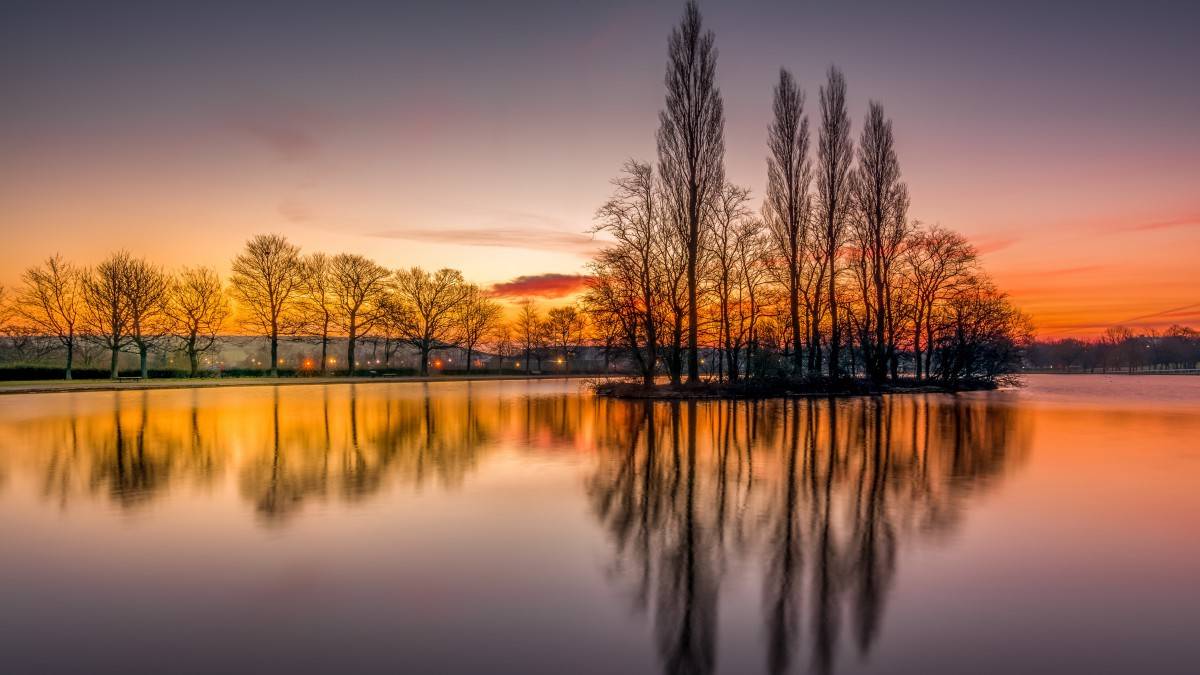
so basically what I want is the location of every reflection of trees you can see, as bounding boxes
[589,394,1029,675]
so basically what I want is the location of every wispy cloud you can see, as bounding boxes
[241,121,320,162]
[370,226,600,255]
[972,235,1019,255]
[490,273,592,298]
[1116,215,1200,233]
[277,197,313,223]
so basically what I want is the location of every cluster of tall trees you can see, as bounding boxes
[585,1,1030,386]
[1,233,607,380]
[1028,325,1200,372]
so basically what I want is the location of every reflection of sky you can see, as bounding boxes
[2,1,1197,335]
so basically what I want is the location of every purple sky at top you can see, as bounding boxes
[1,0,1197,334]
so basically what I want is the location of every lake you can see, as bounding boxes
[1,375,1197,674]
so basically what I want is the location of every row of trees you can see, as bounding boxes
[584,1,1030,386]
[1028,325,1200,372]
[3,235,569,379]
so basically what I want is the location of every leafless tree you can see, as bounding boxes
[18,255,83,378]
[230,234,303,376]
[167,266,229,376]
[764,68,813,375]
[591,160,663,385]
[391,267,470,376]
[489,323,515,373]
[124,256,171,378]
[904,224,976,381]
[816,66,854,377]
[329,253,392,374]
[82,251,134,378]
[545,304,587,373]
[298,253,336,374]
[657,0,725,384]
[850,101,909,383]
[706,182,752,381]
[515,298,542,373]
[458,284,502,373]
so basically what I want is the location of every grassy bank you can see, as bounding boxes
[593,376,1003,400]
[0,373,610,396]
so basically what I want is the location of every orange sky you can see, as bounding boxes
[2,1,1197,338]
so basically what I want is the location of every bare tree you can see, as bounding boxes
[904,224,976,381]
[167,266,229,377]
[298,253,336,374]
[329,253,392,374]
[850,101,909,383]
[392,267,470,376]
[764,68,813,375]
[816,66,854,377]
[230,234,303,376]
[124,256,171,378]
[490,323,515,373]
[545,304,587,373]
[458,285,502,373]
[515,298,541,373]
[591,160,662,386]
[82,251,134,378]
[706,182,752,381]
[657,0,725,384]
[18,255,83,379]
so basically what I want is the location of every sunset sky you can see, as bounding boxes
[2,0,1197,337]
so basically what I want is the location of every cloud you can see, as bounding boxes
[277,197,313,223]
[972,235,1019,255]
[490,273,593,298]
[242,121,320,162]
[1117,215,1200,233]
[371,226,601,255]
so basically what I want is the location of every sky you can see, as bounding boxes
[1,0,1197,337]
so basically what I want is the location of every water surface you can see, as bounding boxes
[1,375,1197,674]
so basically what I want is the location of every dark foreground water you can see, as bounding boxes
[1,375,1197,674]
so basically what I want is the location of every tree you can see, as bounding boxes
[904,224,976,381]
[329,253,392,374]
[458,285,502,373]
[515,298,541,373]
[230,234,303,377]
[392,267,470,376]
[124,256,171,378]
[18,255,83,379]
[82,251,134,379]
[657,0,725,384]
[591,160,663,386]
[545,304,587,373]
[298,253,336,374]
[850,101,909,383]
[490,323,515,373]
[706,182,752,381]
[815,66,854,378]
[167,266,229,377]
[764,68,812,375]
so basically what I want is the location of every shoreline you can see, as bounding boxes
[0,373,610,396]
[593,378,1002,400]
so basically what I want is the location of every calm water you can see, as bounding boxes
[1,375,1197,674]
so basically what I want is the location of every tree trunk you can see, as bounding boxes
[189,351,199,378]
[110,346,119,379]
[64,339,74,380]
[270,329,279,377]
[829,268,840,379]
[347,319,357,376]
[466,346,474,373]
[687,226,700,385]
[420,345,430,376]
[139,344,149,379]
[320,326,329,375]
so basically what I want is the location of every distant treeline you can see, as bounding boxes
[1027,326,1199,372]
